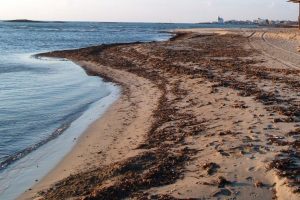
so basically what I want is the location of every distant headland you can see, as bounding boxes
[3,19,65,23]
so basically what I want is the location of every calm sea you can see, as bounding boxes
[0,21,254,199]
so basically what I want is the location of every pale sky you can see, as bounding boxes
[0,0,298,23]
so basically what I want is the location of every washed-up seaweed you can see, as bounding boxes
[38,32,300,199]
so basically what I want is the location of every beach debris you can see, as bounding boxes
[268,149,300,193]
[212,188,232,197]
[273,118,286,123]
[267,135,289,146]
[37,31,300,198]
[217,176,232,188]
[287,128,300,137]
[202,162,220,175]
[217,149,230,157]
[97,151,102,154]
[255,181,264,188]
[219,130,242,136]
[233,101,248,109]
[131,192,198,200]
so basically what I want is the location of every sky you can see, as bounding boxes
[0,0,298,23]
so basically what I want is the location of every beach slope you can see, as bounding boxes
[23,28,300,200]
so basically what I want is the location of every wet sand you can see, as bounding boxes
[22,28,299,200]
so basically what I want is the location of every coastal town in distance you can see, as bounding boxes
[202,16,298,27]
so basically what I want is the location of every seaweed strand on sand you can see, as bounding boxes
[37,31,300,199]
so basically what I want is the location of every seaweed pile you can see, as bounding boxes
[268,129,300,193]
[38,32,300,199]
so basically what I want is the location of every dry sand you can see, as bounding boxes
[20,28,300,200]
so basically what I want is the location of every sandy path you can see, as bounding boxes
[176,28,300,69]
[248,30,300,70]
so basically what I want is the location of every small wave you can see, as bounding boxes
[38,28,61,31]
[0,96,99,172]
[17,26,28,28]
[80,29,97,32]
[0,65,49,74]
[0,123,70,171]
[66,29,99,32]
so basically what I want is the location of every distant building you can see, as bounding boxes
[218,16,224,24]
[254,18,269,25]
[225,20,253,25]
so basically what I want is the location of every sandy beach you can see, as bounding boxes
[21,28,300,200]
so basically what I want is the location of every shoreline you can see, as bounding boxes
[20,60,162,199]
[0,61,120,200]
[0,79,119,200]
[0,57,120,200]
[22,28,300,199]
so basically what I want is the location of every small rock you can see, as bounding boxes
[218,176,231,188]
[267,124,274,129]
[213,188,232,197]
[97,151,102,154]
[273,118,284,123]
[255,181,264,188]
[202,162,220,175]
[218,150,230,157]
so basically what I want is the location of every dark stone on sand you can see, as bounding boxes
[213,188,232,197]
[202,162,220,175]
[255,181,264,188]
[218,149,230,157]
[217,176,232,188]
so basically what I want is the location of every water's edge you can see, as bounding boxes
[0,57,120,200]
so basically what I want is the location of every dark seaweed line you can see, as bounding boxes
[40,67,202,200]
[37,33,300,199]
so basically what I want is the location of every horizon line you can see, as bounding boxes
[0,17,298,24]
